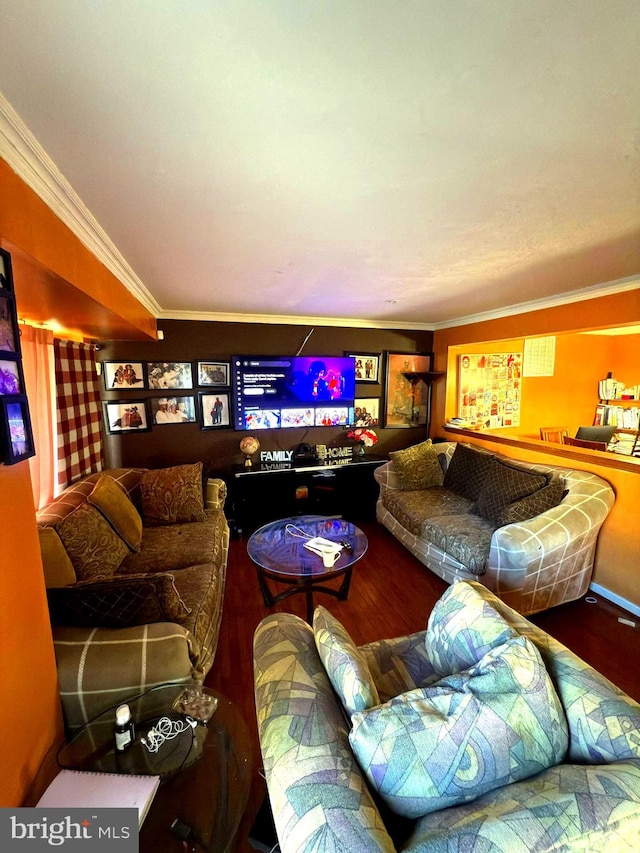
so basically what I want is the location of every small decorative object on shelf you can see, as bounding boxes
[239,435,260,467]
[347,427,378,455]
[114,703,135,752]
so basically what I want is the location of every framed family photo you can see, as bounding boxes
[383,351,434,428]
[354,397,380,427]
[146,361,193,390]
[346,351,381,383]
[151,395,197,425]
[199,391,231,429]
[103,400,151,434]
[103,361,145,390]
[197,361,229,387]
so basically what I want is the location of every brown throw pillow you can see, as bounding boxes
[140,462,207,526]
[495,480,565,526]
[38,526,77,588]
[87,474,143,552]
[476,458,548,523]
[47,572,191,628]
[443,444,494,501]
[389,440,444,490]
[56,503,130,581]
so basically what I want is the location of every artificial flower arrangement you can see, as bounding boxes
[346,427,378,447]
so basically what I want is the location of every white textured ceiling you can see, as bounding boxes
[0,0,638,328]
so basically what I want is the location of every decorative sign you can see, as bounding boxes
[458,352,522,428]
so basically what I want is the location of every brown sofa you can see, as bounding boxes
[37,463,229,730]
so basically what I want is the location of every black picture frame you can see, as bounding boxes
[0,395,35,465]
[383,351,434,428]
[145,361,193,390]
[0,356,23,395]
[197,361,229,387]
[102,399,151,434]
[345,351,381,384]
[0,293,19,354]
[150,395,197,425]
[0,248,15,293]
[102,361,146,391]
[198,391,232,429]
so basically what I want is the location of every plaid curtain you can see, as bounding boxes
[54,339,104,491]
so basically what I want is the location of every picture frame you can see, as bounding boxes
[346,351,381,383]
[0,248,14,292]
[0,358,22,395]
[199,391,231,429]
[353,397,380,427]
[0,395,35,464]
[383,351,434,428]
[197,361,229,387]
[150,395,197,425]
[102,399,151,434]
[0,294,19,354]
[103,360,145,390]
[145,361,193,390]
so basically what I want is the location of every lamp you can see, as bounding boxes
[401,370,444,433]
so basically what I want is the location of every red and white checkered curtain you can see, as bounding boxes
[54,339,104,491]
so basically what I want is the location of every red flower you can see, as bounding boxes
[347,427,378,447]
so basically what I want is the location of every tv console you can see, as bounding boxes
[228,455,387,536]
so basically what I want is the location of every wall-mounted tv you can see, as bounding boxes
[231,356,356,430]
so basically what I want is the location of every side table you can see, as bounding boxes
[57,683,251,853]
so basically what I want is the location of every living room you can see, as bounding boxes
[1,2,639,848]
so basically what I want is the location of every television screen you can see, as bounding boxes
[231,356,356,430]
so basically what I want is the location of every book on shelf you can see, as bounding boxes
[36,769,160,826]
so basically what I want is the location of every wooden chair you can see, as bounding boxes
[540,426,569,443]
[562,435,608,452]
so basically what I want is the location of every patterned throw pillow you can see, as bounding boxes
[476,458,548,523]
[47,572,190,628]
[442,444,494,500]
[496,479,565,525]
[87,474,143,551]
[313,606,380,717]
[426,580,517,675]
[38,526,77,588]
[389,440,444,490]
[56,503,130,581]
[140,462,207,526]
[349,635,568,819]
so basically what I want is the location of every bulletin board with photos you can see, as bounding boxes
[457,352,522,428]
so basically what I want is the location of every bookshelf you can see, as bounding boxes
[595,397,640,457]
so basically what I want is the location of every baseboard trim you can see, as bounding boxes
[588,582,640,619]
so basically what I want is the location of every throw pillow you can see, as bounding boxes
[140,462,207,526]
[56,503,130,582]
[389,440,444,490]
[38,526,77,588]
[349,635,568,819]
[442,444,494,501]
[47,572,191,628]
[476,458,548,523]
[87,474,143,551]
[313,605,380,717]
[426,580,517,675]
[496,479,565,525]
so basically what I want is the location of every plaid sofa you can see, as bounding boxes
[374,442,615,615]
[254,581,640,853]
[37,467,229,730]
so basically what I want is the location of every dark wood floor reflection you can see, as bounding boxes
[205,519,640,852]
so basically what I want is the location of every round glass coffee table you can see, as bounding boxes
[247,515,368,622]
[57,683,251,853]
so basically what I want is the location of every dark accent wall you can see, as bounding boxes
[99,319,434,475]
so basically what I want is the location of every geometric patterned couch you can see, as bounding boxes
[254,581,640,853]
[375,441,615,615]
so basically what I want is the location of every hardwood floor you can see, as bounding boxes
[205,519,640,853]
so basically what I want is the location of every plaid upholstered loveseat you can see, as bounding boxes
[37,462,229,730]
[374,441,615,615]
[254,581,640,853]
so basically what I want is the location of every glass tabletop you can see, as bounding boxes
[247,514,368,578]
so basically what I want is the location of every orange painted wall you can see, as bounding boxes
[433,292,640,610]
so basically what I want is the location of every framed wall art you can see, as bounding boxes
[146,361,193,390]
[103,361,145,390]
[346,351,381,383]
[0,294,19,353]
[197,361,229,387]
[354,397,380,427]
[151,395,197,425]
[383,351,434,428]
[458,352,522,428]
[0,396,35,464]
[102,400,151,434]
[199,391,231,429]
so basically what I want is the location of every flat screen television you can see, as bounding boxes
[575,425,618,443]
[231,355,356,430]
